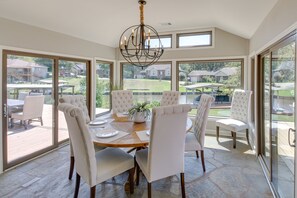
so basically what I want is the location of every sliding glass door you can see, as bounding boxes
[2,51,55,168]
[260,32,296,197]
[57,59,90,142]
[262,53,271,171]
[2,50,91,169]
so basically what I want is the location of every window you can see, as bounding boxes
[177,59,243,116]
[121,62,172,105]
[147,35,172,48]
[177,31,212,48]
[96,60,113,115]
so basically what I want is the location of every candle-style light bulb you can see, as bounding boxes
[124,36,127,45]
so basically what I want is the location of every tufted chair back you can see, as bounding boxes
[59,95,90,123]
[193,94,214,149]
[111,90,133,113]
[148,104,191,182]
[160,91,180,106]
[58,103,97,186]
[230,90,252,123]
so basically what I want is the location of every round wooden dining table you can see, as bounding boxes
[92,114,193,148]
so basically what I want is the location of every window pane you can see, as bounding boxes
[96,61,112,115]
[58,60,88,142]
[6,54,54,162]
[122,63,171,105]
[178,60,242,116]
[151,37,171,48]
[178,32,211,47]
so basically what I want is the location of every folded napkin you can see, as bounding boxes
[116,113,129,118]
[89,127,129,143]
[136,130,150,142]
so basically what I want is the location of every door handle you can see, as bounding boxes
[288,128,295,147]
[3,103,7,118]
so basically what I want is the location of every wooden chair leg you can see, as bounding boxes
[195,151,199,158]
[74,173,81,198]
[24,120,28,130]
[90,186,96,198]
[129,167,135,194]
[180,173,186,198]
[216,126,219,141]
[40,117,43,126]
[246,129,250,145]
[11,118,14,128]
[69,156,75,180]
[201,150,206,172]
[232,131,236,149]
[231,132,233,137]
[136,161,140,186]
[148,182,152,198]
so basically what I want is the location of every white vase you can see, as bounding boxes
[133,112,146,123]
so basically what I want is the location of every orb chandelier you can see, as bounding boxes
[119,0,164,68]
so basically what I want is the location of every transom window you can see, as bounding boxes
[145,35,172,48]
[177,31,212,48]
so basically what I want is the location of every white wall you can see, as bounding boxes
[250,0,297,54]
[118,28,249,61]
[0,17,115,59]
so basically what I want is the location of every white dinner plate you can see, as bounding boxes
[89,120,107,126]
[96,130,119,138]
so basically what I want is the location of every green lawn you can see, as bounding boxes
[124,79,171,91]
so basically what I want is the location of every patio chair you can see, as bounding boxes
[18,92,30,100]
[185,94,214,172]
[135,104,191,198]
[111,90,133,113]
[58,103,135,198]
[59,95,105,180]
[11,95,44,129]
[216,90,252,148]
[160,91,180,106]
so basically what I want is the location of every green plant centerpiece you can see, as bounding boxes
[128,102,151,123]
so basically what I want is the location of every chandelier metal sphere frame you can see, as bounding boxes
[119,0,164,68]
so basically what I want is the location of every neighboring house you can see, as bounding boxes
[73,63,86,76]
[96,65,110,78]
[7,59,48,83]
[188,70,215,82]
[214,67,238,82]
[144,64,171,79]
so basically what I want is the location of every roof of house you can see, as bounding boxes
[188,70,215,77]
[273,60,294,72]
[144,64,171,71]
[7,59,47,69]
[215,67,238,76]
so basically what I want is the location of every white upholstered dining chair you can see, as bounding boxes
[160,91,180,106]
[185,94,214,172]
[135,104,191,198]
[58,103,135,198]
[11,95,44,129]
[59,95,105,180]
[111,90,133,113]
[216,89,252,148]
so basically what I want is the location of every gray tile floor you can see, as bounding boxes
[0,135,273,198]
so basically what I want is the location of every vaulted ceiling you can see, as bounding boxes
[0,0,278,47]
